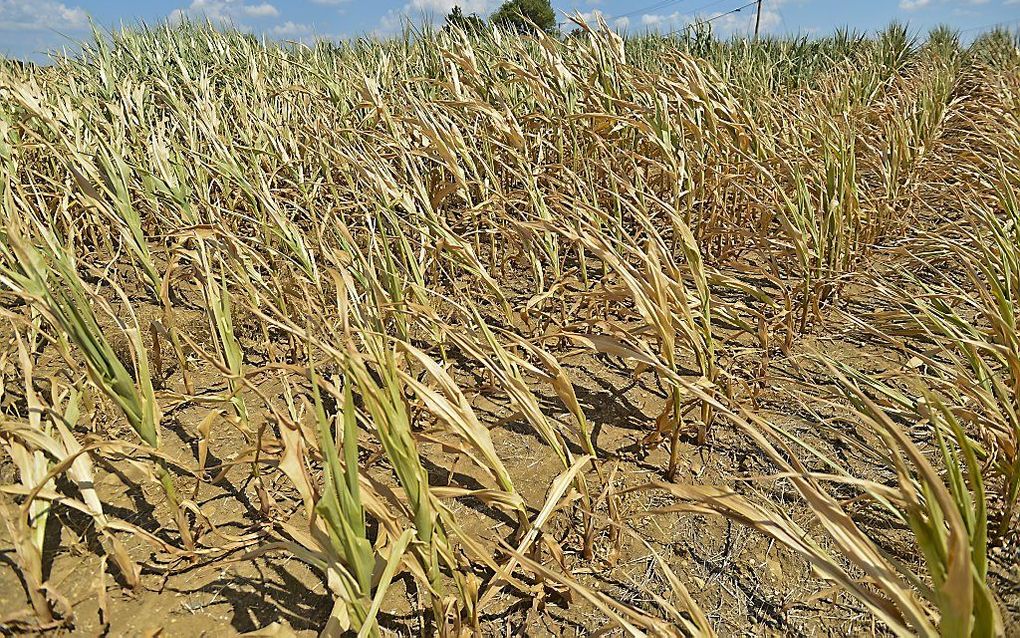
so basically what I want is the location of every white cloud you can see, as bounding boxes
[406,0,498,15]
[270,20,313,37]
[243,2,278,17]
[0,0,89,31]
[171,0,280,24]
[902,0,991,8]
[640,11,680,27]
[375,0,499,35]
[575,9,605,24]
[639,1,783,36]
[572,8,627,28]
[376,9,405,35]
[571,8,624,30]
[713,7,781,34]
[171,2,332,44]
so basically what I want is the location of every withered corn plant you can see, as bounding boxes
[0,16,1014,637]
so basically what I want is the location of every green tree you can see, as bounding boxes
[444,6,486,34]
[490,0,558,35]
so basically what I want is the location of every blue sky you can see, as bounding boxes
[2,0,1018,60]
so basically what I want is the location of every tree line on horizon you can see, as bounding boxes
[445,0,558,35]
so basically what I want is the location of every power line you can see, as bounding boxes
[609,0,693,22]
[685,0,737,17]
[701,0,759,23]
[606,0,732,30]
[664,0,760,35]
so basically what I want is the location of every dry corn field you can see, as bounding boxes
[1,18,1020,637]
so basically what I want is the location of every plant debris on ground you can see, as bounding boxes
[0,17,1018,637]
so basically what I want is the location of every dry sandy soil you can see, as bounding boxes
[1,261,1018,637]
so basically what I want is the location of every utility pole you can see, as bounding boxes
[754,0,763,40]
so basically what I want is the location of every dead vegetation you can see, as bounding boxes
[0,17,1018,637]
